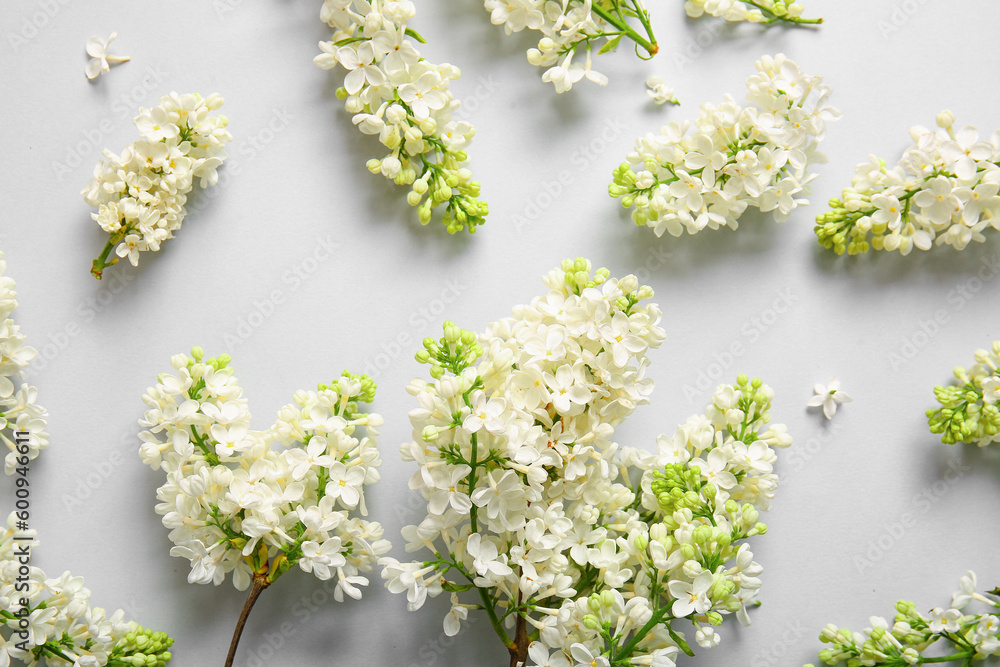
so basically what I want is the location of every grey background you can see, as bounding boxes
[2,0,1000,665]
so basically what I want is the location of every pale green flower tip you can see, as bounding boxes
[190,346,204,361]
[582,614,602,630]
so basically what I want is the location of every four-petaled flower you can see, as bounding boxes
[808,377,851,419]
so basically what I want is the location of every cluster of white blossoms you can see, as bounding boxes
[684,0,821,25]
[380,259,793,667]
[816,112,1000,255]
[807,572,1000,666]
[483,0,657,94]
[610,55,839,238]
[0,517,174,666]
[139,349,390,601]
[83,92,232,279]
[314,0,487,234]
[0,252,48,476]
[927,340,1000,447]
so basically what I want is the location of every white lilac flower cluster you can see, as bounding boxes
[482,0,658,93]
[927,340,1000,447]
[610,55,839,238]
[139,349,390,600]
[0,253,48,476]
[816,112,1000,255]
[806,572,1000,666]
[380,258,793,667]
[314,0,487,234]
[684,0,821,25]
[83,92,232,279]
[0,516,174,666]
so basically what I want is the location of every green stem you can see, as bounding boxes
[615,605,674,659]
[435,553,512,648]
[190,425,221,466]
[90,235,121,280]
[467,432,480,533]
[478,584,513,649]
[590,3,658,55]
[744,0,823,24]
[920,652,975,664]
[38,644,77,663]
[627,0,657,48]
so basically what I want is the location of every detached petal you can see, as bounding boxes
[85,58,103,80]
[86,36,106,58]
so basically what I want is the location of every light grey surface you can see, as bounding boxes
[2,0,1000,665]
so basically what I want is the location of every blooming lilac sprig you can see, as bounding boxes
[927,341,1000,446]
[379,259,793,667]
[806,571,1000,666]
[83,93,232,279]
[816,112,1000,255]
[610,55,839,238]
[685,0,822,25]
[138,349,390,667]
[314,0,488,234]
[0,252,48,475]
[0,518,175,666]
[483,0,658,93]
